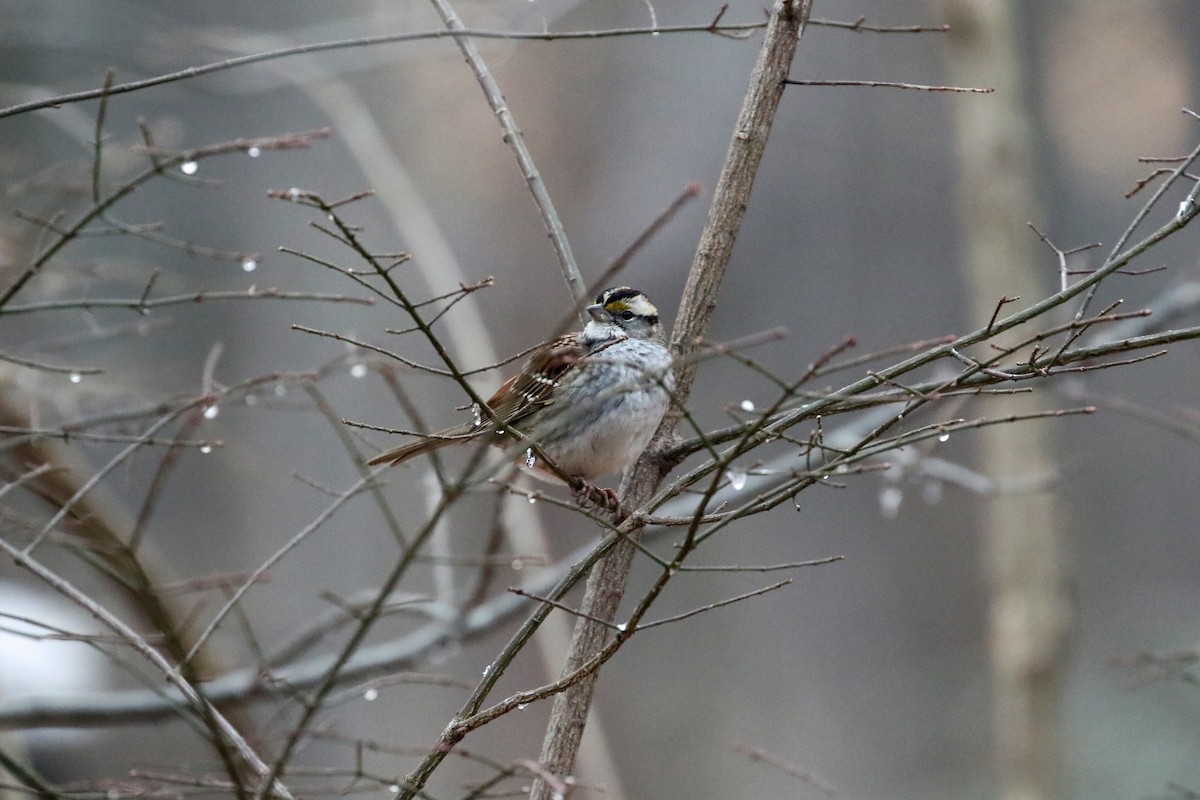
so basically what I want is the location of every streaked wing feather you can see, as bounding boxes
[479,334,584,430]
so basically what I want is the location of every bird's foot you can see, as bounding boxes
[571,481,623,516]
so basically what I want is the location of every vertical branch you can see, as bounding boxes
[666,0,810,402]
[527,4,812,799]
[428,0,587,315]
[941,1,1071,799]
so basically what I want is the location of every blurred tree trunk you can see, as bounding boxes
[938,2,1073,799]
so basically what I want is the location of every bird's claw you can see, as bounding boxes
[571,481,623,516]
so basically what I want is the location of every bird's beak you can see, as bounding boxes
[586,303,607,322]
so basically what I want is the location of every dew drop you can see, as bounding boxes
[740,399,756,412]
[388,786,400,795]
[350,363,368,379]
[247,145,262,158]
[241,257,257,273]
[274,383,287,397]
[527,495,537,505]
[286,187,302,200]
[511,558,524,570]
[199,445,213,454]
[68,372,82,384]
[938,432,950,443]
[471,403,482,426]
[615,622,627,632]
[517,702,528,710]
[326,213,335,222]
[244,394,258,406]
[726,467,747,491]
[363,688,379,702]
[525,448,536,469]
[180,160,198,175]
[203,404,219,420]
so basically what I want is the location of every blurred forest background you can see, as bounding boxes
[1,1,1199,799]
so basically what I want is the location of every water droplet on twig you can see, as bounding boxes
[350,363,368,379]
[203,404,219,420]
[740,399,756,412]
[180,160,198,175]
[241,257,257,273]
[726,467,747,491]
[247,146,261,158]
[363,688,378,701]
[525,448,536,469]
[68,372,82,384]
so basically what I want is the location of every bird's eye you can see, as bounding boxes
[620,310,636,321]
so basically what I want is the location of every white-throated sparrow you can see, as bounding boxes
[367,287,674,492]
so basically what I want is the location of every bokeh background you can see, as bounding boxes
[2,1,1198,798]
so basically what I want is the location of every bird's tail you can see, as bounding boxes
[366,426,475,467]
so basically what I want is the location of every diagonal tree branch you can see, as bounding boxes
[428,0,586,313]
[526,3,813,798]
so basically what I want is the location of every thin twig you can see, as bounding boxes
[732,741,839,797]
[1,288,371,316]
[638,578,791,629]
[428,0,585,310]
[0,539,292,800]
[809,16,949,34]
[0,351,101,376]
[786,79,992,92]
[0,23,771,121]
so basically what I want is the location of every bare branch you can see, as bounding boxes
[786,79,992,92]
[0,23,771,121]
[428,0,585,310]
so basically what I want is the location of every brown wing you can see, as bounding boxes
[367,334,585,468]
[478,333,585,431]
